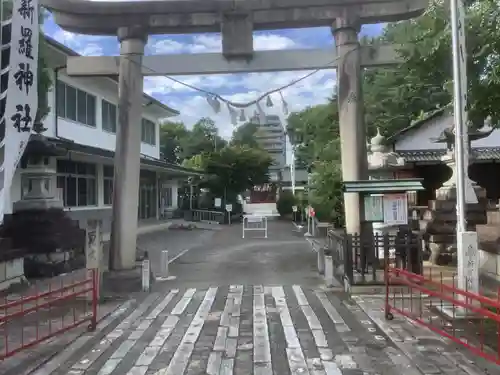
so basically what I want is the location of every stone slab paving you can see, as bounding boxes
[10,284,491,375]
[353,295,499,375]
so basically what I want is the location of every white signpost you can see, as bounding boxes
[226,203,232,225]
[85,220,102,300]
[292,205,297,221]
[1,0,40,222]
[215,198,222,208]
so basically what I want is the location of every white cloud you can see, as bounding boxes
[148,33,299,55]
[167,69,336,140]
[47,24,337,151]
[51,29,107,56]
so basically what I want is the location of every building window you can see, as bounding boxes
[103,165,114,205]
[102,100,117,133]
[56,81,96,127]
[141,119,156,145]
[164,187,173,208]
[56,160,97,207]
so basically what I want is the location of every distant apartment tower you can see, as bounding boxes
[252,114,286,179]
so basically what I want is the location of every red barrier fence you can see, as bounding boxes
[0,269,98,360]
[385,267,500,365]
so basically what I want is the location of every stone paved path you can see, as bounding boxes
[29,284,491,375]
[29,285,413,375]
[0,222,495,374]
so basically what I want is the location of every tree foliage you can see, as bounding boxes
[183,117,227,158]
[230,121,260,148]
[184,145,272,200]
[159,117,227,163]
[159,120,189,163]
[365,0,500,134]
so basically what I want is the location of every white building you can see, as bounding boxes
[252,114,286,179]
[8,37,199,233]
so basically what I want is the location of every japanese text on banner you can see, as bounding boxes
[2,0,39,219]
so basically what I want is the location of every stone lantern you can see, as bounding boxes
[1,134,85,277]
[15,134,65,211]
[367,128,407,254]
[421,122,492,264]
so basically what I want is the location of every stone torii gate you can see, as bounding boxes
[43,0,428,270]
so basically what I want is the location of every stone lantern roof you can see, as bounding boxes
[368,128,405,170]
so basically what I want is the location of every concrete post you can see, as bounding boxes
[324,255,334,288]
[109,27,147,270]
[161,250,169,278]
[317,246,325,275]
[332,16,367,236]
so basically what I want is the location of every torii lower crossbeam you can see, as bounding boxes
[66,44,402,77]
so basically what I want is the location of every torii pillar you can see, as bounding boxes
[43,0,428,269]
[109,27,147,270]
[333,14,367,235]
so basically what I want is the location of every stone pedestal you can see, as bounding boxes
[423,153,487,265]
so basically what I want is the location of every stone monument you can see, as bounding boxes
[422,123,492,264]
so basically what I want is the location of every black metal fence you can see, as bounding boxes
[327,228,423,287]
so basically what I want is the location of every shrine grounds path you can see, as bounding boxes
[0,221,497,375]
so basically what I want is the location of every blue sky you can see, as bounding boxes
[43,8,385,139]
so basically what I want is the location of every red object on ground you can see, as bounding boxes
[385,266,500,365]
[0,269,98,360]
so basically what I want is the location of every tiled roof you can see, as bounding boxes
[387,107,448,142]
[396,148,500,162]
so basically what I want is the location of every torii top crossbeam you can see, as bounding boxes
[42,0,427,35]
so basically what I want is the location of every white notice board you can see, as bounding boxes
[382,194,408,225]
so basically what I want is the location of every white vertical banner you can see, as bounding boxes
[0,7,11,222]
[1,0,39,222]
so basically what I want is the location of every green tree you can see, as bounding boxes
[310,160,344,226]
[230,121,260,148]
[181,117,227,159]
[159,120,189,163]
[184,145,272,201]
[276,190,296,217]
[286,101,343,224]
[365,0,500,134]
[287,101,339,167]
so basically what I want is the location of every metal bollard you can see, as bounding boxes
[324,255,334,288]
[142,259,151,292]
[161,250,169,278]
[317,246,325,275]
